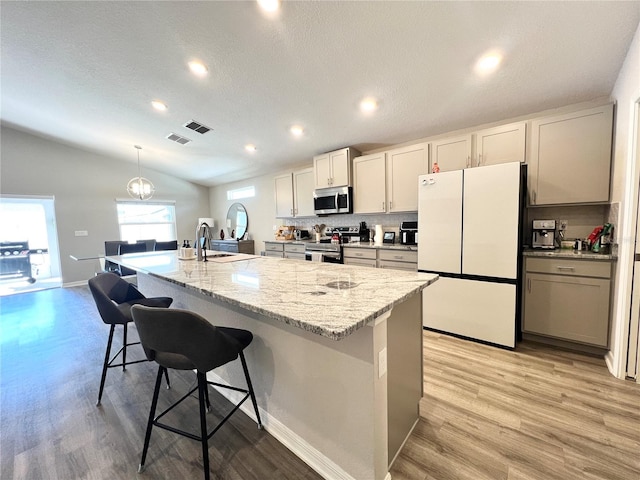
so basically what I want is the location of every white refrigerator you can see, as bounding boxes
[418,162,525,348]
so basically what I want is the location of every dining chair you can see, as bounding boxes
[88,273,173,406]
[131,305,263,480]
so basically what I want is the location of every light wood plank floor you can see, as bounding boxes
[390,331,640,480]
[2,286,639,479]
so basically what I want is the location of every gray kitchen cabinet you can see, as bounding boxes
[353,143,428,214]
[529,104,613,205]
[523,257,611,347]
[275,168,315,218]
[313,147,360,189]
[353,152,386,214]
[284,243,306,260]
[474,122,526,167]
[431,134,472,172]
[377,249,418,271]
[264,242,284,258]
[210,240,254,254]
[343,247,377,267]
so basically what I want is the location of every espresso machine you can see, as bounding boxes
[532,219,556,249]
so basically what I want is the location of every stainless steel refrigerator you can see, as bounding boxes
[418,162,526,348]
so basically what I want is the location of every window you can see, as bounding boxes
[226,186,255,200]
[116,201,176,242]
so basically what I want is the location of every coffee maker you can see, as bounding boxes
[532,220,556,249]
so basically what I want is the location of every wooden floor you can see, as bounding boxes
[1,286,639,480]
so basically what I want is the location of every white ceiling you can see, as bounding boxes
[1,1,639,187]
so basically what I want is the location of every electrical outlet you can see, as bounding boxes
[273,224,277,231]
[559,220,568,230]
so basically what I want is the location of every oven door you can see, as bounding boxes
[304,250,342,264]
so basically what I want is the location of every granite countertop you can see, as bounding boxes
[522,248,617,261]
[106,251,438,341]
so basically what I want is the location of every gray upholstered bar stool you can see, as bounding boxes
[88,273,173,406]
[130,305,263,480]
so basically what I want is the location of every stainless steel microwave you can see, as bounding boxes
[313,186,352,215]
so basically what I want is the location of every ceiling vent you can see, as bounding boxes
[166,133,192,145]
[183,120,212,134]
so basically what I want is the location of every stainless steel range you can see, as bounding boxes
[304,240,342,264]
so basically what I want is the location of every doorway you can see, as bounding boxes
[0,195,62,295]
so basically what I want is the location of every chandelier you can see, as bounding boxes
[127,145,155,200]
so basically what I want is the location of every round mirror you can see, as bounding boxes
[226,203,248,239]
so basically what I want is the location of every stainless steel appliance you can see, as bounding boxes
[304,241,342,264]
[313,186,352,215]
[532,220,556,249]
[294,229,310,241]
[400,221,418,245]
[332,225,370,243]
[418,162,526,348]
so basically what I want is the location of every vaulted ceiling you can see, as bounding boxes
[1,1,639,186]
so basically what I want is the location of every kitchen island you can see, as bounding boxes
[107,251,438,480]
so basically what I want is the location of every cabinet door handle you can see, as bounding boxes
[466,156,470,168]
[382,201,385,210]
[389,201,393,210]
[478,154,482,166]
[527,278,531,293]
[556,266,575,271]
[393,255,403,259]
[532,190,537,204]
[355,253,364,257]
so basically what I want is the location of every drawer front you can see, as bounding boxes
[378,250,418,263]
[378,260,418,272]
[284,244,305,254]
[265,243,285,252]
[526,257,611,278]
[284,252,305,260]
[264,251,284,258]
[344,257,377,268]
[343,248,377,260]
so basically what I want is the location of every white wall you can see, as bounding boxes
[0,126,211,284]
[607,21,640,378]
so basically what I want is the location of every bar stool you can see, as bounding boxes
[130,305,263,480]
[88,273,173,406]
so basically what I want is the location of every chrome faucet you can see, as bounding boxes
[195,222,212,261]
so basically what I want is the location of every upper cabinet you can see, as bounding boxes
[431,122,526,173]
[353,143,429,214]
[474,122,526,167]
[431,134,472,172]
[353,152,386,214]
[313,147,360,189]
[387,143,430,212]
[529,104,613,206]
[275,167,315,218]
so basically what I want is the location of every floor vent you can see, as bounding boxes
[166,133,192,145]
[184,120,212,134]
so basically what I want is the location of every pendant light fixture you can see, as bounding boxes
[127,145,155,200]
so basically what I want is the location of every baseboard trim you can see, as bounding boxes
[206,371,358,480]
[63,280,88,288]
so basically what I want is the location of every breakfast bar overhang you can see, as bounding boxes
[107,251,438,480]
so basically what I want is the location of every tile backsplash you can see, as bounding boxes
[525,204,615,245]
[277,212,418,239]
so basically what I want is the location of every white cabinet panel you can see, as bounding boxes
[417,170,463,274]
[462,163,521,279]
[293,168,315,217]
[387,143,429,212]
[475,122,526,166]
[353,152,386,214]
[423,277,516,348]
[274,173,294,218]
[431,135,472,172]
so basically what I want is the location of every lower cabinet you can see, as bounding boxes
[343,247,377,267]
[343,247,417,271]
[284,243,305,260]
[210,240,254,254]
[523,257,611,347]
[264,242,284,258]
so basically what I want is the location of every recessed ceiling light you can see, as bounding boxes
[360,97,378,113]
[245,144,257,152]
[151,100,167,111]
[188,60,208,77]
[290,125,304,137]
[257,0,280,12]
[474,51,503,76]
